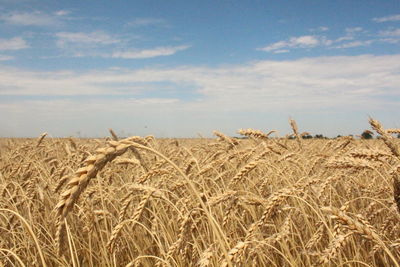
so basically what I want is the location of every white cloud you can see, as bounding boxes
[345,27,363,33]
[55,31,121,47]
[1,55,399,102]
[272,49,289,54]
[111,45,190,59]
[379,38,400,44]
[328,27,368,48]
[54,10,70,16]
[130,98,178,105]
[126,17,167,27]
[258,26,387,53]
[54,30,188,59]
[373,14,400,23]
[334,40,373,49]
[378,28,400,44]
[1,55,400,137]
[290,35,319,46]
[334,36,354,42]
[0,37,29,50]
[310,26,329,32]
[0,55,13,61]
[258,35,320,52]
[259,40,287,52]
[379,28,400,37]
[1,11,58,26]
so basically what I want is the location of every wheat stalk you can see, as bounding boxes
[55,136,145,255]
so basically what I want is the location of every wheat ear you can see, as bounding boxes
[289,118,302,148]
[321,206,382,242]
[55,136,144,255]
[107,190,154,252]
[109,128,119,141]
[36,132,48,147]
[369,118,400,213]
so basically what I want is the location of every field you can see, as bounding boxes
[0,119,399,267]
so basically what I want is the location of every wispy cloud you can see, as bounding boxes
[54,30,188,59]
[1,55,399,102]
[54,10,70,16]
[309,26,329,32]
[111,45,190,59]
[1,55,399,136]
[260,35,320,51]
[373,14,400,23]
[259,26,381,53]
[272,49,289,54]
[334,36,354,42]
[0,37,29,50]
[258,35,328,53]
[345,27,363,33]
[55,31,121,47]
[379,38,400,44]
[334,40,373,49]
[0,55,13,61]
[126,17,168,27]
[379,28,400,37]
[1,11,59,26]
[378,28,400,44]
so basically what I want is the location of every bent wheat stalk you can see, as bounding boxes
[369,118,400,213]
[321,206,399,267]
[55,136,144,255]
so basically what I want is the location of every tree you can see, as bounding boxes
[397,133,400,139]
[361,130,374,139]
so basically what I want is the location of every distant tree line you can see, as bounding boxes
[235,131,400,139]
[361,130,374,139]
[294,131,399,139]
[301,134,327,139]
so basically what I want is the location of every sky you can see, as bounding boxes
[0,0,400,138]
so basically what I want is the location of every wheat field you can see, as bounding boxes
[0,118,399,267]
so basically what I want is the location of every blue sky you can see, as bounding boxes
[0,0,399,137]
